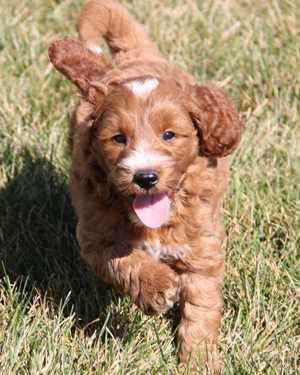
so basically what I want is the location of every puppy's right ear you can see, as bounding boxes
[48,39,111,103]
[186,84,244,157]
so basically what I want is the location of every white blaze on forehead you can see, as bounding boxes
[124,78,159,97]
[120,139,170,171]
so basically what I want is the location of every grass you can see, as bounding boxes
[0,0,299,373]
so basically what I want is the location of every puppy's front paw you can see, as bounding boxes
[135,263,180,315]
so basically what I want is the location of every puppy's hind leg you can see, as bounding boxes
[178,272,224,373]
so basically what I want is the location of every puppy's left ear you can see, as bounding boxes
[49,39,111,104]
[186,84,244,157]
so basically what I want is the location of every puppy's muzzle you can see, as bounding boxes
[133,170,159,190]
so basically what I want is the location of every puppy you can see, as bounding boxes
[49,0,243,371]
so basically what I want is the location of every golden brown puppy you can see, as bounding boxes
[49,0,243,371]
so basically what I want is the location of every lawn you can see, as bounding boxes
[0,0,299,373]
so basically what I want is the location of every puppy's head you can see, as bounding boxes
[49,40,243,229]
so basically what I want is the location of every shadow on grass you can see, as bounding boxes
[0,151,132,338]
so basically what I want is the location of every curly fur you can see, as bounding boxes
[48,0,244,371]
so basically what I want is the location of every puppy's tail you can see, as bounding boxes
[77,0,159,56]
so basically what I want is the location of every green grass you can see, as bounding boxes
[0,0,299,373]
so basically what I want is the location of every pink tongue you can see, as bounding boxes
[133,193,171,229]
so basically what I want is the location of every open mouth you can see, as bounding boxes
[133,192,171,229]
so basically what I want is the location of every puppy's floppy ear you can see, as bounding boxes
[48,39,111,104]
[187,84,244,157]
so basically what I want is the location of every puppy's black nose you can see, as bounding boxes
[133,170,159,190]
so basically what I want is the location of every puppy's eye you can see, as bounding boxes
[113,133,127,145]
[162,130,175,142]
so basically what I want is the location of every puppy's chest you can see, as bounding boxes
[141,239,191,262]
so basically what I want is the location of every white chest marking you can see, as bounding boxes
[124,78,159,97]
[142,240,191,261]
[87,44,102,55]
